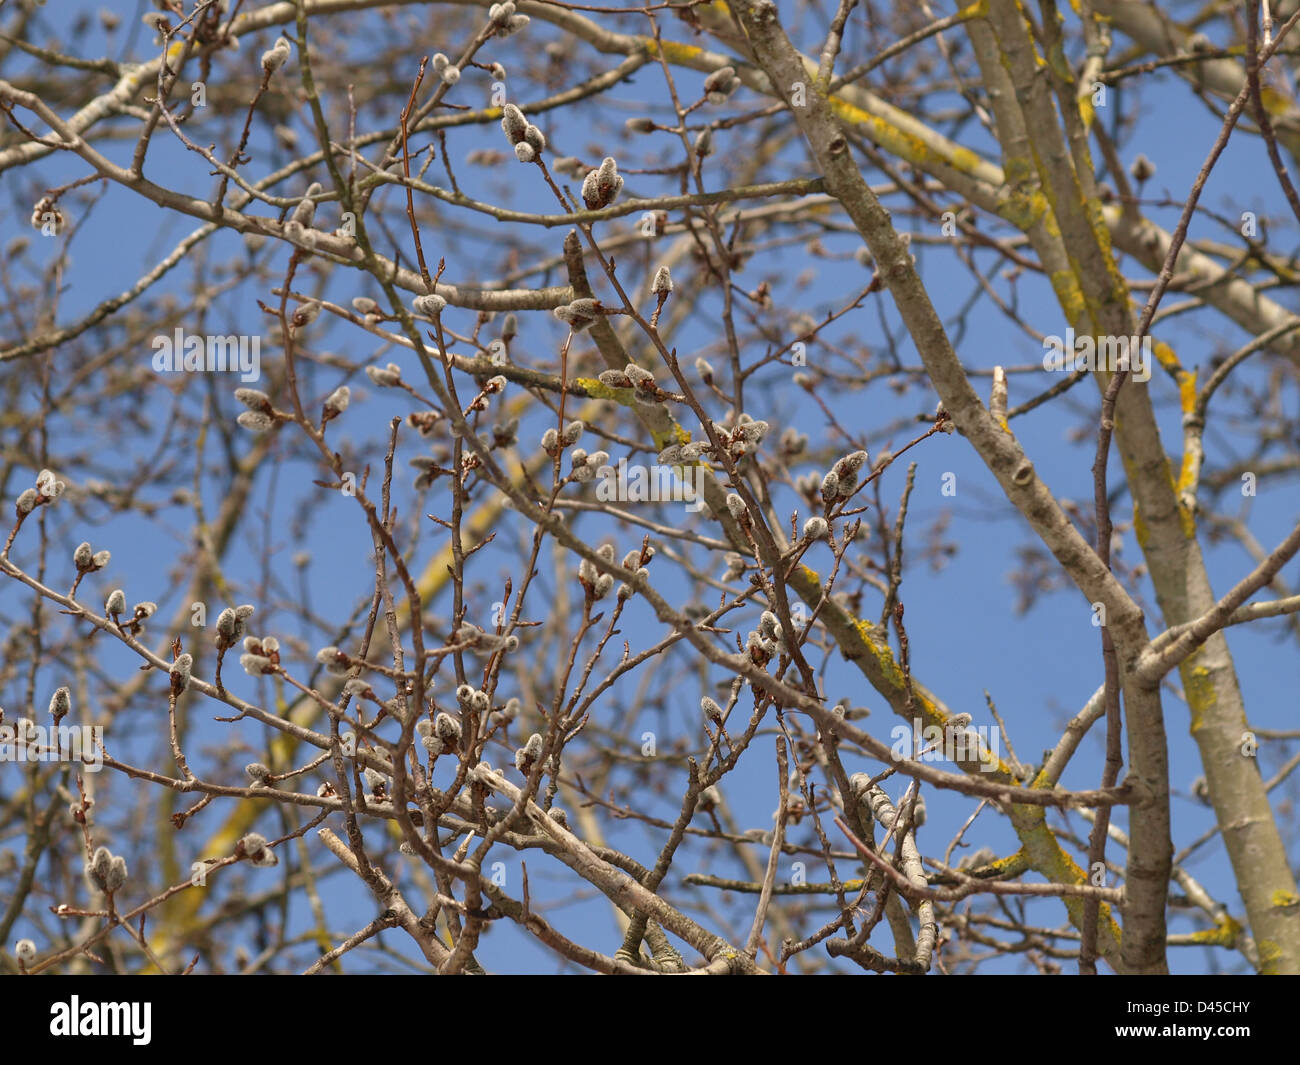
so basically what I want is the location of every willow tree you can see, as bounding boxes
[1,0,1297,975]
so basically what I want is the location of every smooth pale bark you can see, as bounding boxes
[730,0,1172,971]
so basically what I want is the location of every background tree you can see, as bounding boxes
[1,0,1298,975]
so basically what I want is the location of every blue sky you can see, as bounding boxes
[2,1,1296,974]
